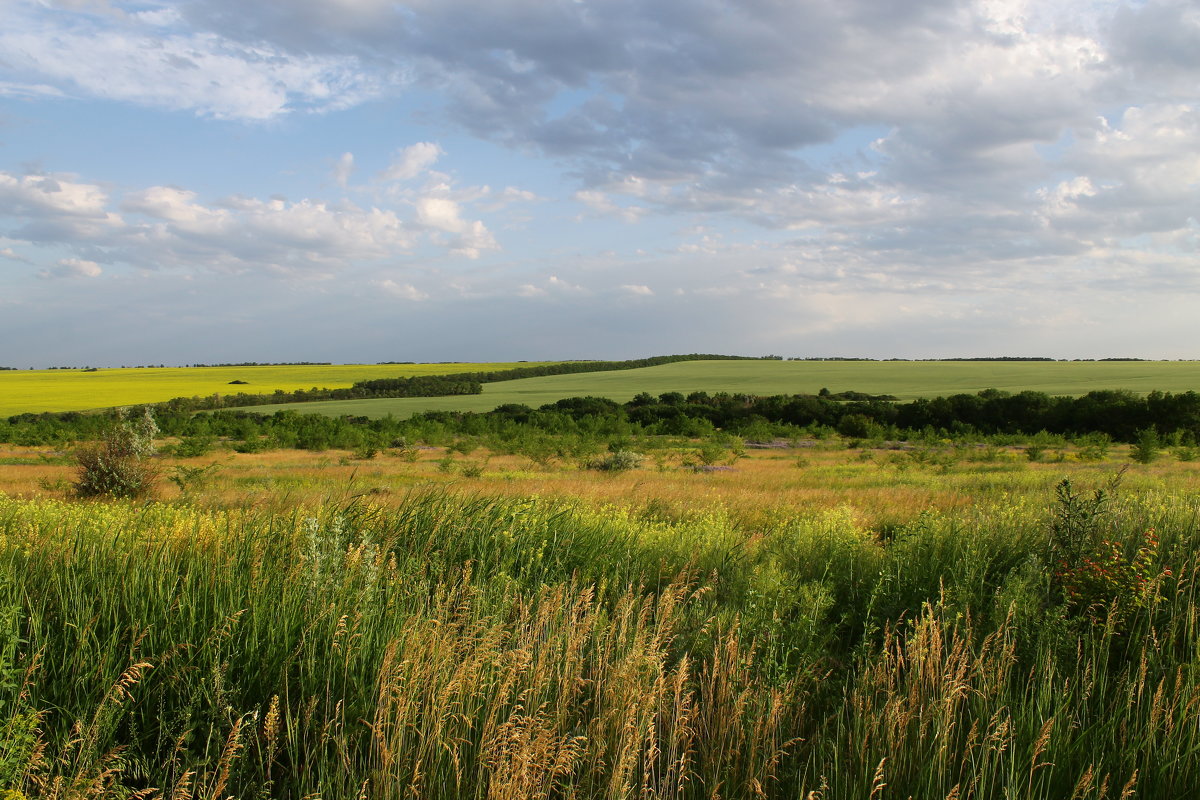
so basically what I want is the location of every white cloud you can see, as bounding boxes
[0,80,65,98]
[516,274,587,298]
[379,142,443,183]
[501,187,537,203]
[0,172,112,218]
[122,186,217,224]
[620,284,653,296]
[415,196,464,232]
[573,190,645,222]
[414,194,498,259]
[0,6,393,120]
[374,279,428,301]
[332,152,356,189]
[0,164,498,277]
[38,257,102,279]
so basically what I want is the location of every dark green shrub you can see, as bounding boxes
[1130,427,1160,464]
[588,450,643,472]
[173,434,215,458]
[168,463,221,497]
[1075,432,1111,461]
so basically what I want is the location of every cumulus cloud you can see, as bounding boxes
[0,172,112,218]
[516,274,587,298]
[413,194,498,259]
[573,190,646,223]
[374,279,428,301]
[0,166,498,276]
[379,142,443,183]
[37,257,102,279]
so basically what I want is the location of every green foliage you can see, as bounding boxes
[1044,471,1172,627]
[1048,476,1115,566]
[1,484,1199,797]
[1054,528,1167,624]
[588,449,643,471]
[171,433,215,457]
[353,439,379,460]
[1130,427,1160,463]
[73,408,160,499]
[1075,432,1112,461]
[167,463,222,497]
[459,459,487,478]
[695,441,728,466]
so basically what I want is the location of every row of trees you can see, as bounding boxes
[149,353,765,412]
[6,387,1200,452]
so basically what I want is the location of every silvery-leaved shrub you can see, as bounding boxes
[588,449,643,472]
[74,407,160,499]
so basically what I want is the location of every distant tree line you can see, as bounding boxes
[145,354,767,412]
[5,387,1200,451]
[352,353,763,392]
[152,375,485,413]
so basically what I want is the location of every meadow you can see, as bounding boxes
[234,359,1200,419]
[0,362,552,416]
[1,431,1199,798]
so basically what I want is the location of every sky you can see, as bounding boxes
[0,0,1198,366]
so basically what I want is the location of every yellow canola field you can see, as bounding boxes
[0,362,549,416]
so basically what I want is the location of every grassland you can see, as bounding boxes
[1,437,1198,798]
[235,359,1200,418]
[6,437,1200,527]
[0,362,553,416]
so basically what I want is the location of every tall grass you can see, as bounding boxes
[0,483,1197,798]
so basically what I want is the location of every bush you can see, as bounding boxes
[588,449,643,472]
[167,463,221,498]
[172,434,215,458]
[74,409,159,499]
[1130,427,1160,464]
[1075,432,1112,461]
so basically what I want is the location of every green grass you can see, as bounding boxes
[1,480,1197,798]
[0,362,556,416]
[237,359,1200,418]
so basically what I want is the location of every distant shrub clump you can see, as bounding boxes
[588,449,643,472]
[74,408,160,499]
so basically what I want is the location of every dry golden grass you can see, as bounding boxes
[4,440,1200,797]
[6,440,1199,529]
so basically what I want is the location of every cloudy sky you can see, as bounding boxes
[1,0,1198,366]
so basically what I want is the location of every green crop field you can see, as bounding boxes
[237,359,1200,418]
[0,362,555,416]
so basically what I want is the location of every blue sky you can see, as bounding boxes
[1,0,1198,366]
